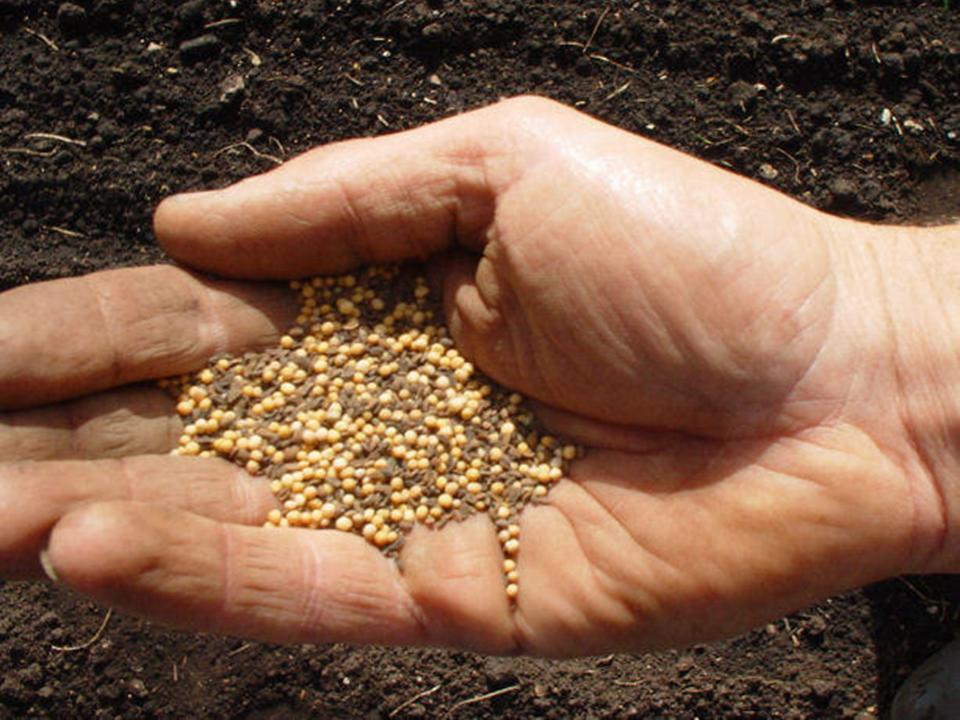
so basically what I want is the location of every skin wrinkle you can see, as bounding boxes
[205,190,286,278]
[274,177,317,230]
[685,268,791,409]
[605,299,679,400]
[83,273,124,387]
[910,240,960,564]
[498,262,558,402]
[443,149,499,247]
[570,469,689,594]
[217,521,238,637]
[495,204,610,400]
[389,558,431,647]
[507,210,637,411]
[329,175,376,267]
[228,465,272,526]
[508,602,535,656]
[446,252,513,376]
[757,270,839,434]
[173,185,259,268]
[63,392,83,458]
[164,408,183,453]
[197,281,230,359]
[389,172,447,261]
[472,251,504,325]
[117,456,139,506]
[551,485,655,623]
[89,409,132,457]
[718,259,802,363]
[0,388,185,461]
[529,501,635,656]
[863,238,949,570]
[295,529,329,640]
[765,428,916,573]
[531,405,699,454]
[401,165,471,254]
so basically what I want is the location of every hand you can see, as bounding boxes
[3,97,956,657]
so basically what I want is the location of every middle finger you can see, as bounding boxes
[0,454,276,579]
[0,385,181,462]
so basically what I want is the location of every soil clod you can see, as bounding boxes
[56,3,88,37]
[179,34,221,63]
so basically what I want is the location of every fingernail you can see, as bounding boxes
[39,549,60,583]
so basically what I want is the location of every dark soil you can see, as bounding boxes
[1,1,959,718]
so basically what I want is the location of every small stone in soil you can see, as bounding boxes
[179,34,221,63]
[56,3,88,37]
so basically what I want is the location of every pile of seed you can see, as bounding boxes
[164,265,580,601]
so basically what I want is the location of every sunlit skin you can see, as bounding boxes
[2,97,960,657]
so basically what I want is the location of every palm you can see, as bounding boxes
[0,98,921,656]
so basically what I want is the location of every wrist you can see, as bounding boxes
[848,220,960,573]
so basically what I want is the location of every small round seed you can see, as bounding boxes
[166,264,581,604]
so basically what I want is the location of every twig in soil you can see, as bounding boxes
[388,683,442,717]
[774,147,802,183]
[0,147,57,157]
[51,608,113,652]
[205,18,241,29]
[25,132,87,147]
[582,6,610,55]
[242,47,262,66]
[226,642,252,656]
[23,27,59,52]
[212,141,282,165]
[898,577,939,604]
[612,679,645,687]
[693,132,731,148]
[344,73,365,87]
[42,225,85,238]
[785,109,802,136]
[783,617,801,647]
[602,80,631,103]
[443,684,521,717]
[268,136,287,156]
[172,662,179,683]
[588,53,638,74]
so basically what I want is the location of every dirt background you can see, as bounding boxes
[1,0,959,718]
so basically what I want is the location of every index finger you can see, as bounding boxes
[152,97,566,279]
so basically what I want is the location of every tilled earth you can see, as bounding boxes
[1,1,959,718]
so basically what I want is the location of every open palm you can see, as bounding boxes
[0,98,938,656]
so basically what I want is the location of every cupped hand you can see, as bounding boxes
[1,97,947,657]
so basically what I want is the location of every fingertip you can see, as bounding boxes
[46,502,139,593]
[401,514,516,653]
[154,191,225,264]
[153,191,196,238]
